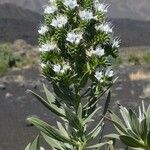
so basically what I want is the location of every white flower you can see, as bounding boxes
[53,64,70,73]
[105,69,114,77]
[95,71,103,81]
[94,1,109,13]
[40,147,45,150]
[41,63,46,68]
[66,31,83,44]
[95,22,113,33]
[79,10,95,20]
[112,38,120,48]
[39,43,56,52]
[63,0,79,9]
[93,45,105,57]
[61,64,70,73]
[87,46,104,57]
[44,5,57,14]
[51,15,68,28]
[38,25,49,35]
[53,64,61,73]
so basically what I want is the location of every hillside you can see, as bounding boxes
[0,3,150,46]
[1,0,150,21]
[0,4,42,45]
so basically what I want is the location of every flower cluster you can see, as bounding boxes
[38,0,120,90]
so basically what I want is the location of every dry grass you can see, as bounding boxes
[129,70,150,81]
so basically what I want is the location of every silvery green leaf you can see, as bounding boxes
[28,90,65,117]
[86,141,109,149]
[83,106,101,125]
[41,132,65,150]
[109,112,128,134]
[87,118,104,141]
[29,136,40,150]
[77,103,82,120]
[57,122,69,138]
[25,143,31,150]
[27,117,77,146]
[43,84,55,103]
[119,105,131,129]
[120,135,145,148]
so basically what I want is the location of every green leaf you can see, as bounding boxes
[30,136,40,150]
[41,132,65,150]
[78,71,89,89]
[64,106,82,130]
[104,134,120,140]
[52,82,75,106]
[129,109,140,136]
[87,118,104,141]
[57,122,69,138]
[109,112,128,135]
[77,103,82,120]
[120,135,145,148]
[43,84,55,103]
[86,141,109,149]
[83,106,101,125]
[140,118,147,141]
[28,90,65,117]
[25,143,31,150]
[119,105,131,129]
[27,117,77,146]
[147,131,150,148]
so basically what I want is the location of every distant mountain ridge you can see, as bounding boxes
[0,0,150,21]
[0,3,150,47]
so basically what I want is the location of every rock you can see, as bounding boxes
[5,93,13,98]
[0,84,6,90]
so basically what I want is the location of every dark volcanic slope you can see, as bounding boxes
[113,18,150,47]
[0,4,42,45]
[1,3,150,46]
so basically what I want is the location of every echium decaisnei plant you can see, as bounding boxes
[109,102,150,150]
[25,0,120,149]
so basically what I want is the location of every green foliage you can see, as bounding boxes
[109,101,150,150]
[0,43,21,75]
[128,54,141,65]
[142,52,150,64]
[26,0,120,149]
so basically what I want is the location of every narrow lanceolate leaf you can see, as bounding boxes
[41,132,65,150]
[43,84,55,103]
[83,106,101,125]
[140,118,147,141]
[25,143,31,150]
[104,134,120,140]
[147,105,150,130]
[119,105,131,129]
[87,118,104,141]
[77,103,82,120]
[120,135,145,148]
[28,90,65,117]
[30,136,40,150]
[86,142,109,149]
[129,109,140,135]
[57,122,69,138]
[27,117,77,146]
[109,112,128,135]
[64,106,82,130]
[147,131,150,148]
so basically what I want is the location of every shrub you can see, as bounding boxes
[109,101,150,150]
[143,52,150,64]
[25,0,120,149]
[0,43,21,75]
[128,54,141,65]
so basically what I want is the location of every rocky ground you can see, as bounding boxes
[0,65,150,150]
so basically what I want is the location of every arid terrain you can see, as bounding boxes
[0,56,150,149]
